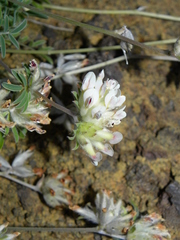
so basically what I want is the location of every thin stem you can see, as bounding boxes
[0,172,41,193]
[28,18,73,32]
[7,226,98,233]
[52,54,179,80]
[35,91,77,121]
[7,0,171,56]
[5,39,177,55]
[42,4,180,22]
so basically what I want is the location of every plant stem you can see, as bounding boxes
[28,18,73,32]
[35,91,77,121]
[7,226,98,233]
[5,39,176,55]
[7,0,170,56]
[42,5,180,22]
[0,172,41,193]
[52,54,178,79]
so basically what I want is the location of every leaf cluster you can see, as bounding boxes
[0,0,49,58]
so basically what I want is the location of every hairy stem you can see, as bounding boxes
[35,91,77,121]
[0,172,41,193]
[5,38,177,55]
[52,54,178,79]
[7,226,98,233]
[42,4,180,22]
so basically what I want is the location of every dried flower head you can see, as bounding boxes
[0,222,20,239]
[71,70,126,165]
[115,26,134,65]
[70,190,135,238]
[1,59,52,136]
[40,54,88,92]
[127,213,171,240]
[40,171,73,208]
[0,148,42,177]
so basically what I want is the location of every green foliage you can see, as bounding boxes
[0,0,49,58]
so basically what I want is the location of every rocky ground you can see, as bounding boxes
[0,0,180,239]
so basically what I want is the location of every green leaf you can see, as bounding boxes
[30,39,46,48]
[0,35,6,58]
[12,126,19,143]
[11,69,21,82]
[72,91,78,100]
[18,73,27,87]
[13,9,17,26]
[13,89,26,104]
[72,141,79,150]
[8,34,19,49]
[15,91,28,109]
[40,54,53,65]
[19,35,29,43]
[28,10,48,19]
[2,82,23,92]
[24,64,31,77]
[11,19,27,34]
[19,128,27,139]
[0,132,4,149]
[4,127,9,135]
[4,15,9,32]
[22,97,29,112]
[73,100,79,108]
[67,135,76,140]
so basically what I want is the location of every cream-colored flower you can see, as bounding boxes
[72,70,126,165]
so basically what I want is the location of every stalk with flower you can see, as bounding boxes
[71,70,126,165]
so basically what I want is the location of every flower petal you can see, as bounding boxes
[91,152,102,166]
[91,105,106,119]
[109,132,123,144]
[83,89,99,108]
[12,149,33,167]
[95,69,104,91]
[115,96,126,107]
[96,129,113,140]
[101,144,114,157]
[82,72,96,90]
[114,107,126,120]
[0,156,11,170]
[106,79,120,90]
[83,142,96,157]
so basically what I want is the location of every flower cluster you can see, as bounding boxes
[0,222,20,240]
[127,212,171,240]
[70,190,171,239]
[70,190,136,239]
[40,53,88,92]
[72,70,126,165]
[0,59,52,138]
[0,148,44,178]
[40,171,73,208]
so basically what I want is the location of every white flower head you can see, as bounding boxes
[0,148,44,178]
[72,70,126,165]
[40,171,73,208]
[70,190,135,238]
[127,213,171,240]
